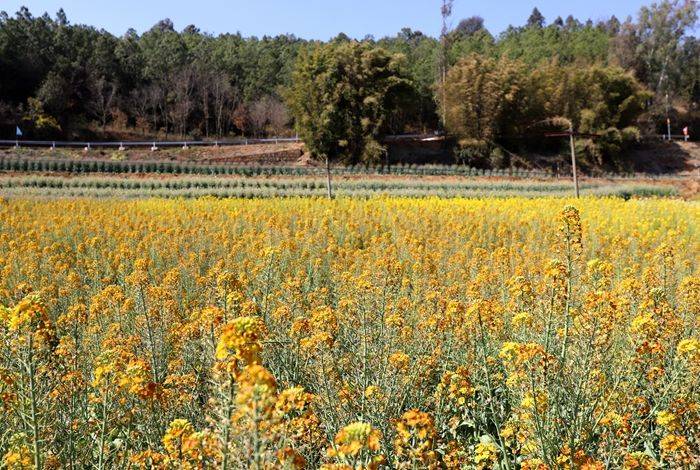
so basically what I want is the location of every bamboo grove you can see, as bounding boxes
[0,197,697,468]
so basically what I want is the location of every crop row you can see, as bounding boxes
[0,156,560,177]
[1,156,691,181]
[0,175,678,199]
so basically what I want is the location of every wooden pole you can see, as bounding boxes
[325,155,333,199]
[569,123,579,198]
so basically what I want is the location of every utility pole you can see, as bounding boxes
[544,118,592,199]
[658,56,671,141]
[666,92,671,141]
[440,0,454,127]
[325,155,333,199]
[569,123,579,198]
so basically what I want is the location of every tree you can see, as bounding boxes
[140,19,188,136]
[89,76,117,132]
[527,8,546,29]
[197,69,213,137]
[115,29,144,90]
[145,84,165,136]
[287,42,412,197]
[496,16,610,67]
[128,88,151,135]
[249,98,269,137]
[211,73,237,138]
[170,66,195,137]
[565,15,580,31]
[680,37,700,111]
[267,97,289,136]
[455,16,485,37]
[606,16,621,35]
[249,95,289,137]
[450,29,495,62]
[576,67,652,166]
[378,30,440,132]
[0,8,56,106]
[36,71,70,122]
[441,54,526,147]
[531,63,651,168]
[613,0,698,113]
[22,97,61,138]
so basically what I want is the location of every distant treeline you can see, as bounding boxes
[0,2,697,165]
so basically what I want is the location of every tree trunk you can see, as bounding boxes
[203,91,210,138]
[152,109,158,136]
[325,155,333,199]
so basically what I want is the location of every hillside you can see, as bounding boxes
[629,141,700,174]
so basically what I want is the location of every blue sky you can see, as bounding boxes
[2,0,649,39]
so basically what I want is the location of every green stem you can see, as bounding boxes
[221,374,235,470]
[560,236,573,362]
[97,389,109,470]
[27,333,42,470]
[476,311,511,470]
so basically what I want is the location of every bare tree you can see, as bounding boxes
[267,97,289,136]
[129,88,152,135]
[90,76,117,133]
[169,67,196,137]
[232,104,254,137]
[248,95,290,137]
[145,84,165,137]
[249,98,269,137]
[198,69,212,138]
[212,73,236,138]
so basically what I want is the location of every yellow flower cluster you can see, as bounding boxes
[474,437,499,469]
[215,315,267,367]
[325,421,385,469]
[2,434,32,469]
[0,296,54,348]
[393,409,438,468]
[160,419,219,468]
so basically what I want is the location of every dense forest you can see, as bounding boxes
[0,1,698,168]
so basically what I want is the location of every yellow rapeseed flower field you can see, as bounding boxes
[0,197,698,469]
